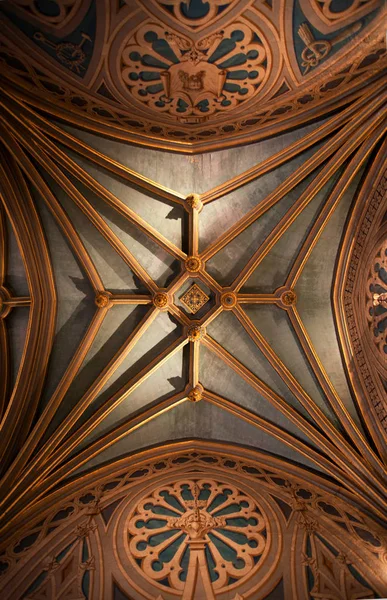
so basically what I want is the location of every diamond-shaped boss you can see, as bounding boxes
[180,283,210,314]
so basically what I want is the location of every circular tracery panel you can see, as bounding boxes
[116,19,271,124]
[125,478,270,594]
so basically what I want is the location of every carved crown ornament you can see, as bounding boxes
[0,0,385,150]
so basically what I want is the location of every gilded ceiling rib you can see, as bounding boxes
[0,80,357,208]
[200,80,387,204]
[198,305,223,329]
[189,338,200,388]
[1,76,383,208]
[202,335,387,519]
[284,133,387,465]
[288,304,387,471]
[198,270,224,295]
[0,158,57,471]
[45,336,188,464]
[0,317,8,422]
[0,127,104,293]
[286,133,387,289]
[233,304,386,483]
[202,390,383,510]
[0,336,190,530]
[0,100,165,293]
[188,206,200,257]
[25,392,189,501]
[0,306,158,521]
[0,86,187,205]
[30,134,187,261]
[0,204,9,420]
[232,109,387,292]
[31,145,159,294]
[2,308,107,509]
[334,139,387,461]
[201,89,387,263]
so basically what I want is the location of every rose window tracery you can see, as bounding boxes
[119,21,268,123]
[127,478,267,592]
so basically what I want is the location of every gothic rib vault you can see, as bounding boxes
[0,1,387,599]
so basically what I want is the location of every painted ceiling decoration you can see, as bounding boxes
[0,0,385,150]
[0,1,387,600]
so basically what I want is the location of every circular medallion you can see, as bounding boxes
[95,292,111,308]
[187,325,205,341]
[280,290,297,307]
[126,478,269,593]
[185,256,202,273]
[188,384,203,402]
[153,292,169,309]
[220,291,237,310]
[186,193,203,211]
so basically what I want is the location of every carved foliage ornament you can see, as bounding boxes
[366,237,387,359]
[127,478,267,592]
[180,283,209,314]
[120,21,268,123]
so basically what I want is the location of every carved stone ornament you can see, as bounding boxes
[127,478,267,592]
[33,31,92,74]
[373,292,387,307]
[0,2,385,149]
[307,535,373,599]
[186,193,203,211]
[187,324,205,341]
[180,283,209,314]
[95,292,111,308]
[188,384,204,402]
[1,446,385,599]
[367,237,387,360]
[281,289,297,306]
[120,21,268,123]
[153,292,169,309]
[185,256,202,272]
[221,291,237,310]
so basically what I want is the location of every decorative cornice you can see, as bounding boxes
[335,144,387,449]
[0,5,385,151]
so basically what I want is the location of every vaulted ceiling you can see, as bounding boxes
[0,1,386,599]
